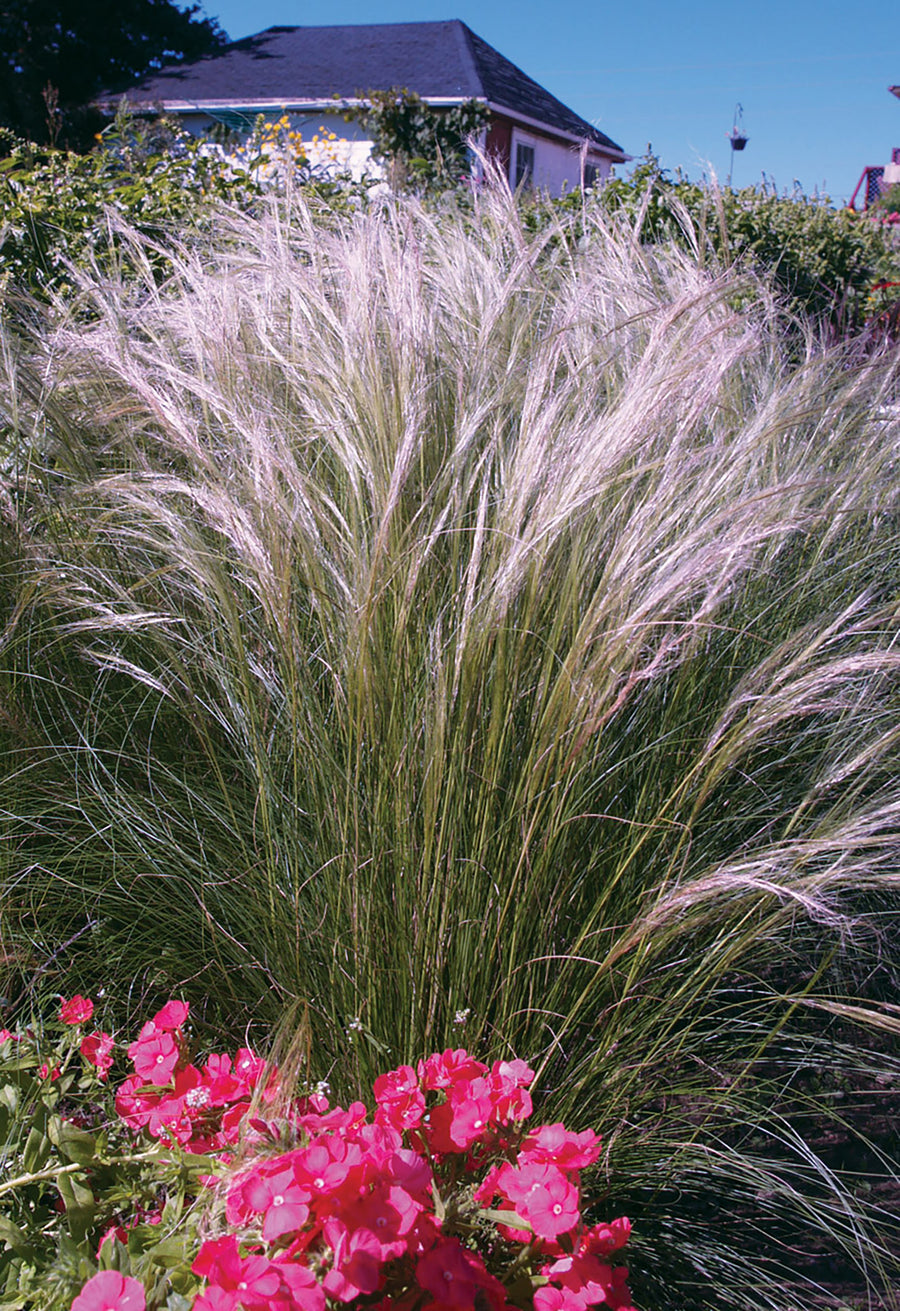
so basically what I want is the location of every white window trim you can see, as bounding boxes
[510,126,539,188]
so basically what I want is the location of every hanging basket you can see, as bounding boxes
[729,131,748,151]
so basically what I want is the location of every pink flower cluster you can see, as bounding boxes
[114,1000,270,1154]
[190,1048,635,1311]
[55,994,116,1081]
[61,1007,635,1311]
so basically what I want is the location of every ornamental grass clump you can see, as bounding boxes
[0,181,899,1308]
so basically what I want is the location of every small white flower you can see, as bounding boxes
[453,1008,471,1026]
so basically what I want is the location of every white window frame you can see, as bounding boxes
[510,128,538,189]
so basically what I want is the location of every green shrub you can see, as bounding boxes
[0,111,367,302]
[0,114,260,299]
[555,154,900,335]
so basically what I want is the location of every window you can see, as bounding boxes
[582,162,599,190]
[514,142,535,188]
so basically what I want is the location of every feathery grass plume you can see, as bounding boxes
[0,186,899,1308]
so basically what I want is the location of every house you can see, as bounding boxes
[102,20,629,195]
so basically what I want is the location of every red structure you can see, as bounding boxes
[850,86,900,209]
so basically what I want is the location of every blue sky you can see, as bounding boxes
[196,0,899,204]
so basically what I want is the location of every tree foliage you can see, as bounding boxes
[0,0,226,149]
[344,88,488,192]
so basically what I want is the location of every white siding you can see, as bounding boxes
[509,125,613,195]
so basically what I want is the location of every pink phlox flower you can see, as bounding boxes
[491,1057,535,1088]
[385,1145,433,1198]
[543,1254,635,1311]
[496,1161,581,1240]
[226,1151,302,1226]
[114,1073,162,1131]
[373,1064,419,1104]
[295,1100,367,1137]
[127,1029,180,1086]
[291,1092,330,1120]
[294,1136,365,1205]
[426,1076,496,1152]
[71,1270,146,1311]
[145,1099,193,1145]
[334,1182,422,1254]
[242,1162,312,1241]
[543,1253,617,1308]
[137,1065,204,1143]
[601,1265,635,1310]
[534,1285,589,1311]
[322,1227,385,1302]
[233,1047,266,1086]
[520,1123,603,1171]
[201,1054,245,1107]
[213,1098,254,1148]
[402,1207,442,1256]
[580,1217,631,1256]
[270,1257,326,1311]
[416,1237,507,1311]
[386,1182,424,1235]
[373,1064,425,1132]
[487,1057,535,1122]
[191,1235,282,1308]
[417,1048,486,1090]
[192,1235,239,1278]
[354,1121,404,1168]
[323,1210,403,1269]
[80,1031,115,1079]
[38,1063,61,1081]
[473,1163,504,1207]
[191,1287,238,1311]
[59,995,94,1026]
[149,999,189,1032]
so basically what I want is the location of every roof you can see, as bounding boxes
[111,19,625,158]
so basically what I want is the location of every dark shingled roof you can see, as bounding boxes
[115,19,624,156]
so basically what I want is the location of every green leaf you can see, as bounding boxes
[145,1235,190,1268]
[0,1218,34,1259]
[48,1117,97,1166]
[98,1236,132,1275]
[21,1123,51,1175]
[56,1171,95,1243]
[480,1207,532,1232]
